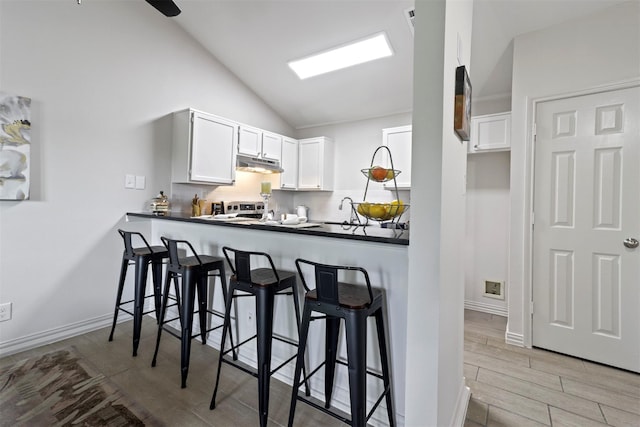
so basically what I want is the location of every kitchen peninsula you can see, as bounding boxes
[126,211,409,424]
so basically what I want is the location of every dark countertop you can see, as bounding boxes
[126,212,409,246]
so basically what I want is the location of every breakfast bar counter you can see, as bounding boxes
[126,212,409,245]
[125,211,408,425]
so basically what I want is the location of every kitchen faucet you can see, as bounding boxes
[338,197,360,225]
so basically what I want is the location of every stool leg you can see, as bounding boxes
[375,308,395,427]
[210,282,237,410]
[197,272,208,345]
[324,315,340,408]
[345,312,368,427]
[132,256,149,357]
[151,258,164,322]
[151,270,174,367]
[255,287,275,427]
[109,257,129,341]
[287,303,312,427]
[217,265,237,361]
[180,269,197,388]
[290,281,310,396]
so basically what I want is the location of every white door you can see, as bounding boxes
[532,85,640,372]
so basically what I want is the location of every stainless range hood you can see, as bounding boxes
[236,154,283,174]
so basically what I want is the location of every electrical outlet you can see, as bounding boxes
[135,175,146,190]
[0,302,12,322]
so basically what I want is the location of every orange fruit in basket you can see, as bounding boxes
[370,166,388,181]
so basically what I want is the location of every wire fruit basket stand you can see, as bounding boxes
[351,145,409,226]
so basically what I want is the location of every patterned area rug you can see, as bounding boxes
[0,347,159,426]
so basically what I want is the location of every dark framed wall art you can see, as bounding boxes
[454,65,471,141]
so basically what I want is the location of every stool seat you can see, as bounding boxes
[109,230,169,357]
[232,268,296,287]
[306,282,383,309]
[151,237,235,389]
[210,247,308,427]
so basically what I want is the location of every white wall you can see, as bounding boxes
[464,151,510,315]
[0,0,293,351]
[508,1,640,346]
[405,0,473,425]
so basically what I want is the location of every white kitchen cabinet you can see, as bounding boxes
[238,125,262,157]
[238,126,282,162]
[297,137,334,191]
[279,136,298,189]
[171,109,237,185]
[468,112,511,153]
[382,125,412,189]
[261,131,282,162]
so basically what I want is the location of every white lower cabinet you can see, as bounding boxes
[382,125,412,189]
[469,112,511,153]
[171,109,238,185]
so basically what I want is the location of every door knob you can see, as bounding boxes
[623,237,639,249]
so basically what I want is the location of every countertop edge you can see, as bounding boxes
[126,212,409,246]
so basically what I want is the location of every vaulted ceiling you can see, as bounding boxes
[169,0,628,129]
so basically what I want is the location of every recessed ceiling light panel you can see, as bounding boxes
[288,32,393,80]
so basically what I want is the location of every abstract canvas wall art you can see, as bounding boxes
[0,92,31,200]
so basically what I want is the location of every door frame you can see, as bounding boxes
[515,78,640,348]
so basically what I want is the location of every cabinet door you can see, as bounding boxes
[190,112,238,184]
[469,113,511,152]
[382,125,412,189]
[238,125,262,157]
[262,131,282,162]
[298,139,321,189]
[280,137,298,189]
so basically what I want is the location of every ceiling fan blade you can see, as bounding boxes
[145,0,181,17]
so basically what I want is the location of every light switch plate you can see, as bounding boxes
[125,174,135,189]
[135,176,146,190]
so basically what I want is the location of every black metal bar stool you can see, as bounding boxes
[288,259,395,427]
[151,237,236,388]
[109,229,169,357]
[210,247,308,427]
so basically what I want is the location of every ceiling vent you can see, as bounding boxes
[405,8,415,35]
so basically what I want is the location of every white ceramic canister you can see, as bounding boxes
[296,205,308,218]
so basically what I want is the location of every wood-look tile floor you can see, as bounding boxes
[2,311,638,426]
[464,310,640,427]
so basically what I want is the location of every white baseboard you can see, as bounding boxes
[464,300,508,317]
[505,330,525,347]
[450,380,471,427]
[0,313,113,357]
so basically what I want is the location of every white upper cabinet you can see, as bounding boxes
[261,131,282,162]
[382,125,412,189]
[238,125,262,157]
[238,126,283,162]
[297,137,334,191]
[469,112,511,153]
[279,136,298,189]
[171,109,238,185]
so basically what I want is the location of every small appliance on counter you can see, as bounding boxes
[150,191,170,216]
[217,201,265,218]
[296,205,309,218]
[211,202,224,216]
